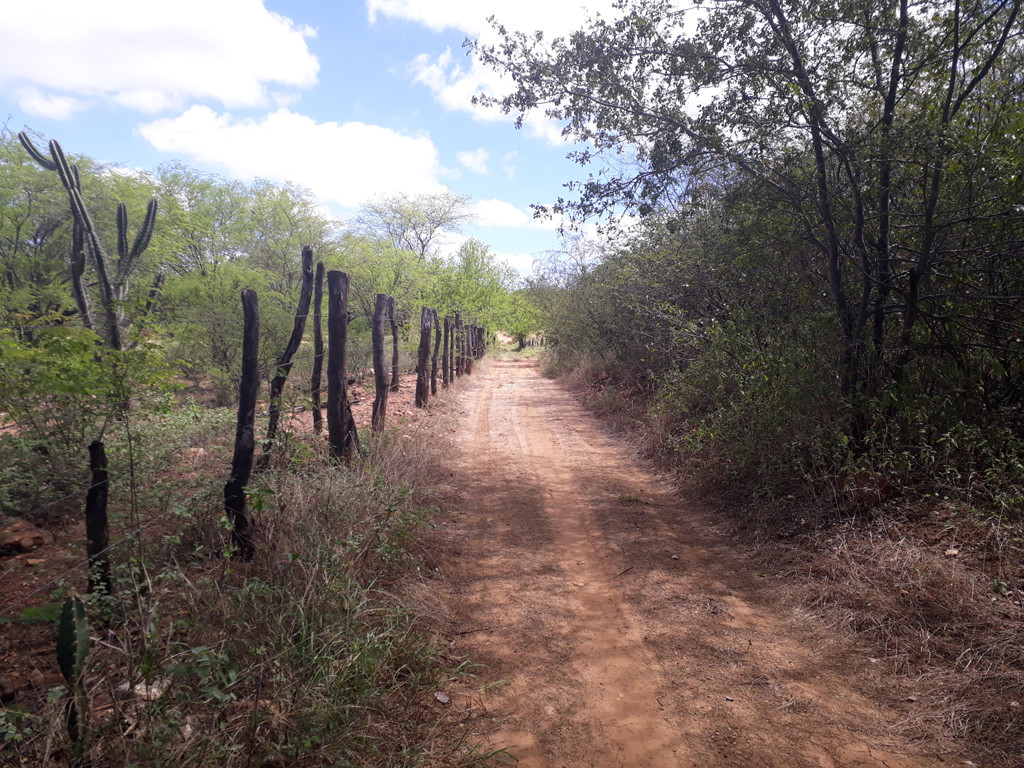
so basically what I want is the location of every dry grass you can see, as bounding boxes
[0,371,496,768]
[770,522,1024,764]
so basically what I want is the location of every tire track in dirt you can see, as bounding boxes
[423,358,947,767]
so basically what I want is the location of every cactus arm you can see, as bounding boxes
[116,202,129,259]
[19,134,153,351]
[130,197,158,259]
[17,131,58,171]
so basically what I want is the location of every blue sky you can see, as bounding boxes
[0,1,622,274]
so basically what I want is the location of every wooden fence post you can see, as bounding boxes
[85,440,111,595]
[262,246,314,459]
[372,293,390,432]
[442,316,451,388]
[430,308,441,396]
[454,311,463,377]
[327,271,359,463]
[415,306,433,408]
[465,322,475,375]
[310,261,325,433]
[389,296,400,393]
[224,289,259,561]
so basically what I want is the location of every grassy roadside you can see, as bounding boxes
[539,350,1024,767]
[1,376,499,767]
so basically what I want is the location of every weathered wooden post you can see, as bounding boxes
[310,261,325,433]
[454,311,463,377]
[224,289,259,561]
[371,293,390,432]
[415,306,433,408]
[389,296,400,393]
[442,316,451,388]
[262,246,315,459]
[465,322,475,375]
[84,441,111,595]
[327,271,359,463]
[430,308,441,396]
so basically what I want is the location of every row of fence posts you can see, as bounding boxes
[56,253,489,753]
[412,306,486,409]
[81,250,490,587]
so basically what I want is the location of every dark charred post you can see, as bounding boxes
[224,290,259,561]
[327,271,359,463]
[478,326,486,358]
[144,271,165,316]
[415,306,433,407]
[262,246,315,459]
[464,322,475,375]
[430,308,441,396]
[442,316,451,388]
[310,261,325,433]
[84,440,111,596]
[389,296,400,393]
[454,311,463,377]
[371,293,390,432]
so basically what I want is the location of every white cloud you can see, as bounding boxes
[368,0,619,38]
[474,198,564,231]
[0,1,318,114]
[500,150,517,178]
[456,147,489,174]
[408,48,568,145]
[139,106,443,209]
[474,198,530,227]
[16,87,87,121]
[374,1,623,144]
[409,47,501,117]
[493,250,539,276]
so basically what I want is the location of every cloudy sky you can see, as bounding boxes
[0,1,624,274]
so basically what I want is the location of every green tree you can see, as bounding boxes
[354,191,474,260]
[475,0,1024,414]
[430,237,517,329]
[243,179,338,293]
[150,162,248,276]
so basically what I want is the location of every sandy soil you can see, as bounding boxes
[417,357,949,767]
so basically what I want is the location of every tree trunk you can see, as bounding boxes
[310,261,325,433]
[372,293,390,432]
[224,290,259,561]
[327,271,359,463]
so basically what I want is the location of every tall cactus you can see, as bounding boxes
[18,132,157,350]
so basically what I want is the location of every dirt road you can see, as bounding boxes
[420,358,945,767]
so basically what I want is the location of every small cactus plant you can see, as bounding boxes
[57,596,91,748]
